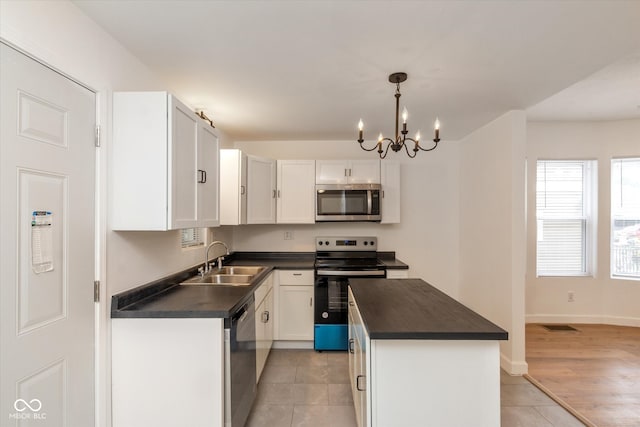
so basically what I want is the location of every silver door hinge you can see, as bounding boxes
[95,125,101,147]
[94,280,100,302]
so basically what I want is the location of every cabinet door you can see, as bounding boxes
[264,287,274,350]
[247,155,276,224]
[316,160,348,184]
[349,160,380,184]
[255,298,267,381]
[277,160,316,223]
[380,161,400,224]
[278,286,314,340]
[169,95,199,229]
[197,122,219,227]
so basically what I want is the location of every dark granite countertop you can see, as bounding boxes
[111,251,409,320]
[349,278,508,341]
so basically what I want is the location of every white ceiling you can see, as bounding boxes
[73,0,640,141]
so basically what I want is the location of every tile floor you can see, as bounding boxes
[246,349,585,427]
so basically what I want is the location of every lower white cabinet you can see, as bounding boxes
[348,295,369,427]
[112,318,224,427]
[255,272,274,381]
[277,270,314,341]
[347,287,501,427]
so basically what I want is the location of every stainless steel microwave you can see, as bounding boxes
[315,184,381,222]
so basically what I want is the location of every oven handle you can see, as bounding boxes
[315,269,386,277]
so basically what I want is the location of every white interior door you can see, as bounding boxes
[0,42,96,426]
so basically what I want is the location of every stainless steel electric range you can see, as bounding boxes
[314,236,386,351]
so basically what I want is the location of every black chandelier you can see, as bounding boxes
[357,72,440,159]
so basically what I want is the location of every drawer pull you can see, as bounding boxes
[356,375,366,391]
[348,338,355,354]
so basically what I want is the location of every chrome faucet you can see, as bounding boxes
[203,240,230,274]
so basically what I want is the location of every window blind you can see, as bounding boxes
[536,160,592,276]
[181,227,204,248]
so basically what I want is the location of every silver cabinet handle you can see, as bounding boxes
[348,338,355,354]
[293,273,302,276]
[240,185,246,195]
[272,189,276,198]
[277,189,281,198]
[309,297,312,307]
[349,168,352,176]
[262,311,269,323]
[356,375,366,391]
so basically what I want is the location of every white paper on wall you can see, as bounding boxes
[31,210,54,273]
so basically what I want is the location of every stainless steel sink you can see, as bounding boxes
[181,274,253,286]
[214,266,265,276]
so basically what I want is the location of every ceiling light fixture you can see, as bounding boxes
[357,72,440,159]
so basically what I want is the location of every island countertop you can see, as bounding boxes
[349,278,508,340]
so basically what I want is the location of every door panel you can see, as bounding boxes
[1,42,95,427]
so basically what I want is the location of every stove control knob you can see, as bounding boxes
[318,241,323,245]
[370,241,375,246]
[322,312,329,319]
[363,241,368,246]
[325,241,329,246]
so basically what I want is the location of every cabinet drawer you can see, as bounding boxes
[254,272,274,306]
[279,270,313,286]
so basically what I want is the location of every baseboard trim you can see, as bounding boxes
[526,314,640,328]
[272,340,314,350]
[500,353,528,375]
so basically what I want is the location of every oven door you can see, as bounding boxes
[313,269,385,350]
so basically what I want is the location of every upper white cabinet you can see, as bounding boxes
[316,160,380,184]
[112,91,219,230]
[247,155,277,224]
[380,161,401,224]
[277,160,316,224]
[220,149,248,225]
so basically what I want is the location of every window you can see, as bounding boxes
[611,158,640,279]
[536,160,596,276]
[181,228,204,249]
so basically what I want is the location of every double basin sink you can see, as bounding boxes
[181,266,266,287]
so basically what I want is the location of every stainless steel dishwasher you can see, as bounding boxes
[224,297,256,427]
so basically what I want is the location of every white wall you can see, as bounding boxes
[526,119,640,326]
[1,2,232,427]
[458,111,527,375]
[232,139,461,297]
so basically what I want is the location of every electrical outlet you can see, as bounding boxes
[568,291,575,302]
[284,231,294,240]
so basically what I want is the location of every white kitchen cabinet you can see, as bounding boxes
[198,122,220,227]
[316,160,380,184]
[277,270,314,341]
[380,161,401,224]
[348,296,369,427]
[277,160,316,224]
[347,287,501,427]
[112,318,224,427]
[247,155,277,224]
[220,149,248,225]
[255,272,274,381]
[112,91,219,230]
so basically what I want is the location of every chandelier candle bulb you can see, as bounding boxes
[415,131,421,141]
[358,119,364,141]
[434,118,440,141]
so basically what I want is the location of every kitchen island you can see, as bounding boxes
[348,278,508,427]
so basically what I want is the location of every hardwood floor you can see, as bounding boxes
[526,323,640,427]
